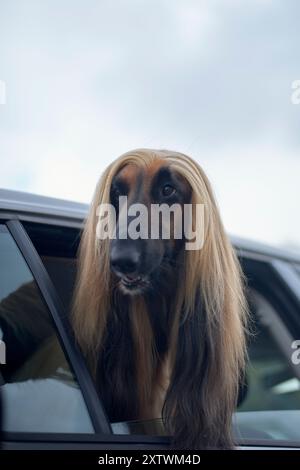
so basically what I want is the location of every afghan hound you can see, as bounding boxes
[72,149,248,449]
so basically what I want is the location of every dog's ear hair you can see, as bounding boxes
[163,295,235,450]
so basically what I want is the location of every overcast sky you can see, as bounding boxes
[0,0,299,249]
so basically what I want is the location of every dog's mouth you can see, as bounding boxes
[118,274,150,294]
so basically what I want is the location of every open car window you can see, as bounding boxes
[16,221,300,448]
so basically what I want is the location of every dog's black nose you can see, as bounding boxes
[110,249,141,275]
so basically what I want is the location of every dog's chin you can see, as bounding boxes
[119,284,145,296]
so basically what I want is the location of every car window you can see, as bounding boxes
[235,289,300,442]
[0,224,94,434]
[19,224,300,445]
[109,288,300,443]
[239,290,300,413]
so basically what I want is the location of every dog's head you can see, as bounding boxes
[109,160,192,295]
[73,148,248,449]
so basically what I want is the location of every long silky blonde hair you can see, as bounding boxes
[72,149,248,449]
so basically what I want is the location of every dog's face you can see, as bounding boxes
[109,161,192,295]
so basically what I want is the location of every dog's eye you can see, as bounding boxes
[162,184,176,197]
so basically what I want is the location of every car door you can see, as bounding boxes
[0,219,170,450]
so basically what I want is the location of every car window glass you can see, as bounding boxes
[0,225,94,434]
[235,290,300,442]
